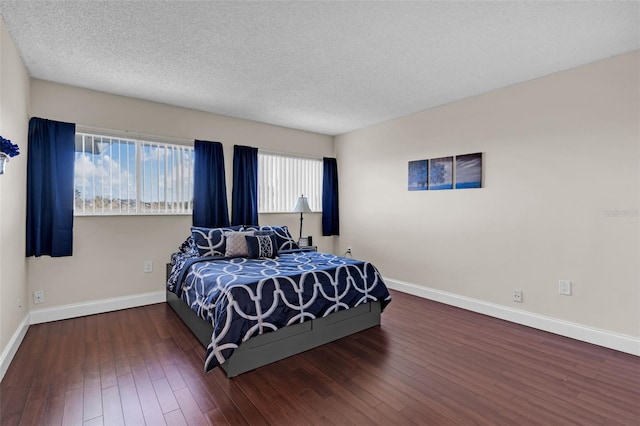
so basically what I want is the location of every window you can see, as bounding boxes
[74,132,194,215]
[258,152,322,213]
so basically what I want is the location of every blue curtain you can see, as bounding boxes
[322,157,340,236]
[231,145,258,226]
[192,140,230,228]
[26,117,76,257]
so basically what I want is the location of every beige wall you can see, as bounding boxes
[28,80,333,309]
[336,52,640,338]
[0,19,30,358]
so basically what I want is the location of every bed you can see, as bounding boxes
[166,225,391,377]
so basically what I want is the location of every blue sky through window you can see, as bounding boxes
[74,133,193,214]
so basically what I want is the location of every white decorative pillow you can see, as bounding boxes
[224,231,255,257]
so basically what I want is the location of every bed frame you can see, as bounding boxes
[165,265,382,377]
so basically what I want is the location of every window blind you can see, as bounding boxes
[258,152,322,213]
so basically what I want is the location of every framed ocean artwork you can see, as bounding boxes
[408,159,428,191]
[429,156,453,190]
[455,153,483,189]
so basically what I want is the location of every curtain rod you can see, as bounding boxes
[76,124,194,146]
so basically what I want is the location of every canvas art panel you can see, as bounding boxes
[455,153,483,189]
[429,156,453,190]
[408,159,428,191]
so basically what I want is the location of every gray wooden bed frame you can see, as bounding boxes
[165,264,382,377]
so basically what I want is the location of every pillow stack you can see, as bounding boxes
[241,225,299,251]
[188,225,297,259]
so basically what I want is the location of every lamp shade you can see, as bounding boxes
[291,195,312,213]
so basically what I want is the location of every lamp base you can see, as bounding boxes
[298,212,304,240]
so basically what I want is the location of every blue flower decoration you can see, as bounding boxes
[0,136,19,157]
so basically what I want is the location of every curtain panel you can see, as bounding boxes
[322,157,340,236]
[26,117,76,257]
[192,140,230,228]
[231,145,258,226]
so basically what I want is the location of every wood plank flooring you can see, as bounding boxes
[1,289,639,425]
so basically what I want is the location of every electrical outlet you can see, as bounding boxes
[144,260,153,273]
[33,290,45,304]
[559,280,572,296]
[512,289,523,303]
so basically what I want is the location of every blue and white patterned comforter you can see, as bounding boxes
[168,250,391,372]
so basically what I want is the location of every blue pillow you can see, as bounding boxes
[178,236,196,254]
[243,225,299,251]
[245,234,279,259]
[191,225,243,257]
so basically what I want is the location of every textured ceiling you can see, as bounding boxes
[1,1,638,136]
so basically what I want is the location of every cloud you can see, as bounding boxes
[75,153,135,200]
[456,156,481,183]
[75,143,193,205]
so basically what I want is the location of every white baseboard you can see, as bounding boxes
[384,277,640,357]
[30,291,166,324]
[0,314,30,382]
[1,291,166,382]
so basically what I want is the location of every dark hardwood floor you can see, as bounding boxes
[1,289,639,425]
